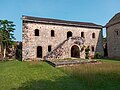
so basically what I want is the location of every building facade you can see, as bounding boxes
[105,12,120,59]
[22,16,104,61]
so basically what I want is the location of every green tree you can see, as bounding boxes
[103,37,107,44]
[0,20,16,59]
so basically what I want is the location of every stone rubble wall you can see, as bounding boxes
[107,23,120,59]
[44,37,85,60]
[22,22,104,61]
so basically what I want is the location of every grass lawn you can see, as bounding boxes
[0,59,120,90]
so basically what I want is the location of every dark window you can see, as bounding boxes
[67,31,72,38]
[116,31,119,35]
[48,45,51,52]
[81,32,84,38]
[91,46,94,52]
[92,33,95,38]
[37,46,42,58]
[51,30,55,37]
[35,29,39,36]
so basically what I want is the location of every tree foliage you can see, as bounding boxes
[0,20,16,58]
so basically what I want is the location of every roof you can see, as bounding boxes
[22,15,102,29]
[105,12,120,28]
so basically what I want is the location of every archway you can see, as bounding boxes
[71,45,80,58]
[37,46,42,58]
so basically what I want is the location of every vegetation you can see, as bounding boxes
[63,59,120,90]
[103,37,107,44]
[0,20,16,59]
[94,52,102,59]
[85,46,90,59]
[0,59,120,90]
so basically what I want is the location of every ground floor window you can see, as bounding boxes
[48,45,51,52]
[91,46,94,52]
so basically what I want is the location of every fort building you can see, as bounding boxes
[105,12,120,59]
[22,15,104,61]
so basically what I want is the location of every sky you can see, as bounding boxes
[0,0,120,41]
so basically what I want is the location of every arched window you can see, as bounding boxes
[37,46,42,58]
[91,46,94,52]
[51,30,55,37]
[81,32,84,38]
[67,31,72,38]
[92,33,95,38]
[35,29,39,36]
[48,45,51,52]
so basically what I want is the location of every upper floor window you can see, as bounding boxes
[51,30,55,37]
[67,31,72,38]
[114,29,120,36]
[92,33,95,38]
[81,32,84,38]
[35,29,39,36]
[48,45,51,52]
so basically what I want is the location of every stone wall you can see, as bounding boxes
[44,37,85,60]
[22,22,104,60]
[107,23,120,59]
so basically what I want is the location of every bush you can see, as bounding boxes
[94,52,102,59]
[85,46,90,59]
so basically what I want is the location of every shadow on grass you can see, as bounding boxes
[11,61,120,90]
[100,58,120,61]
[12,76,82,90]
[11,72,120,90]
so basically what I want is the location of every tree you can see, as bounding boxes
[0,20,16,59]
[103,37,107,44]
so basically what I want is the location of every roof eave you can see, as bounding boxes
[23,18,102,29]
[105,21,120,28]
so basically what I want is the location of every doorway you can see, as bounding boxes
[37,46,42,58]
[71,45,80,58]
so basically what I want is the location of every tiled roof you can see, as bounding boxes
[22,15,102,29]
[105,12,120,27]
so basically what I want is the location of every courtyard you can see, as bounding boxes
[0,59,120,90]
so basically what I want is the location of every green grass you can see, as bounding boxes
[0,59,120,90]
[62,60,120,90]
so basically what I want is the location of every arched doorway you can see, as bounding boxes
[37,46,42,58]
[71,45,80,58]
[67,31,72,38]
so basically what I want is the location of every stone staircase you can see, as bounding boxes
[44,36,85,60]
[46,59,100,67]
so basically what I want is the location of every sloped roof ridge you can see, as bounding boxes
[105,12,120,27]
[22,15,102,28]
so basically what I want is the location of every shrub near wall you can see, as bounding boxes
[94,52,102,59]
[85,46,90,59]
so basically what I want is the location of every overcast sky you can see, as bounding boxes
[0,0,120,41]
